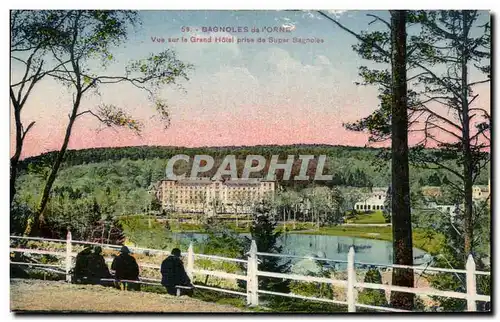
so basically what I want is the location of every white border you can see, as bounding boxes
[2,1,498,322]
[0,1,497,10]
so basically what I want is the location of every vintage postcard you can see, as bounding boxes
[9,8,491,314]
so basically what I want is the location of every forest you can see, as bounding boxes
[11,144,489,236]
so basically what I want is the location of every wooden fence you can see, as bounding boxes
[9,232,490,312]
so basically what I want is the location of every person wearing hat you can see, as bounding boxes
[90,246,113,285]
[111,246,140,291]
[160,248,193,296]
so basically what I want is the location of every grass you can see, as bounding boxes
[348,211,387,224]
[170,222,251,233]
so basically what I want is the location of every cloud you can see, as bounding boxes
[324,10,347,21]
[252,47,335,80]
[273,10,346,31]
[314,55,332,66]
[326,10,347,17]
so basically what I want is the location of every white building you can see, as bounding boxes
[354,187,387,212]
[427,202,457,215]
[473,185,489,200]
[157,178,276,214]
[426,202,458,222]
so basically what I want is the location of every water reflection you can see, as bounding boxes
[174,232,428,266]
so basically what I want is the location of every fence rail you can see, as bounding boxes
[10,233,491,312]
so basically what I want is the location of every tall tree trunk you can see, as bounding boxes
[24,91,82,236]
[389,10,414,310]
[283,208,286,230]
[461,11,474,260]
[10,70,39,207]
[235,205,239,228]
[10,97,22,206]
[293,205,296,230]
[10,91,35,207]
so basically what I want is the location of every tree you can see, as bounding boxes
[150,196,162,212]
[35,187,125,244]
[388,11,414,310]
[10,11,70,206]
[275,190,293,230]
[242,202,291,293]
[427,173,442,186]
[321,187,344,226]
[409,10,490,260]
[339,187,363,216]
[321,9,490,262]
[202,221,246,258]
[346,168,373,187]
[20,10,192,236]
[193,190,208,223]
[233,190,251,228]
[318,9,489,309]
[120,216,172,250]
[412,199,491,311]
[382,186,392,223]
[319,9,415,309]
[286,190,301,229]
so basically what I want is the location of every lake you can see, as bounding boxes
[173,232,430,268]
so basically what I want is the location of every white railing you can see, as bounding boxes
[9,232,490,312]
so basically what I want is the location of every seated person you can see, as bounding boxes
[111,246,140,291]
[90,246,113,285]
[73,246,112,286]
[73,246,93,283]
[160,248,193,296]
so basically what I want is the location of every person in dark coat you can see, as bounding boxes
[73,246,93,283]
[160,248,193,296]
[90,246,113,285]
[73,246,112,286]
[111,246,140,291]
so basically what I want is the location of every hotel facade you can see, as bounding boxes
[156,178,276,214]
[354,187,388,212]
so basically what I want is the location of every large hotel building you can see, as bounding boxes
[156,178,276,214]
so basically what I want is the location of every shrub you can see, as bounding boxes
[357,268,387,307]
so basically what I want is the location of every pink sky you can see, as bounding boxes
[13,103,373,158]
[10,11,491,159]
[12,85,490,159]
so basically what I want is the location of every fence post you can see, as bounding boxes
[246,248,253,306]
[65,230,72,283]
[466,254,477,312]
[186,242,194,281]
[246,240,259,306]
[347,246,356,312]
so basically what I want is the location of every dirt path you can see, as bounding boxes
[10,279,245,313]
